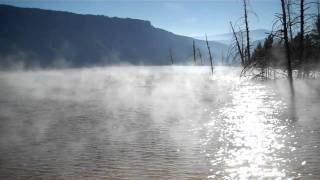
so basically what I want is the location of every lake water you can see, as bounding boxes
[0,66,320,179]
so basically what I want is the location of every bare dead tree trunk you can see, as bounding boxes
[205,35,214,75]
[318,0,320,18]
[197,48,203,65]
[297,0,305,78]
[286,0,294,40]
[281,0,295,96]
[192,40,197,65]
[241,32,245,62]
[243,0,251,63]
[230,22,245,66]
[169,48,174,65]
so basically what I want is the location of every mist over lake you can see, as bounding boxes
[0,66,320,179]
[1,0,320,179]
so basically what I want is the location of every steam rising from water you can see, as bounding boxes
[0,66,319,179]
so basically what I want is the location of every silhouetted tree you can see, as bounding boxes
[263,34,274,79]
[197,48,203,65]
[205,35,214,75]
[230,22,245,66]
[249,34,274,79]
[193,40,197,65]
[286,0,294,40]
[243,0,251,63]
[298,0,305,78]
[169,48,174,65]
[311,16,320,48]
[281,0,295,96]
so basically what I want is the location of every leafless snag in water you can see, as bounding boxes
[281,0,295,97]
[205,34,214,75]
[192,40,197,65]
[296,0,305,78]
[230,0,253,78]
[286,0,294,41]
[197,48,203,65]
[169,48,174,65]
[230,21,245,67]
[243,0,251,63]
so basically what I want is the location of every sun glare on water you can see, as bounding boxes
[194,78,301,179]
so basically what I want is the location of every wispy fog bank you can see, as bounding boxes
[0,66,320,179]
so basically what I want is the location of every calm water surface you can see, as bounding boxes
[0,66,319,179]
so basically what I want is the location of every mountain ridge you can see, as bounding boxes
[194,29,270,45]
[0,4,229,69]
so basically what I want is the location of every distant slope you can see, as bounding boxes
[0,5,228,69]
[194,29,270,45]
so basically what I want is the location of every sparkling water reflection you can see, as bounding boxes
[199,82,291,179]
[0,66,319,179]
